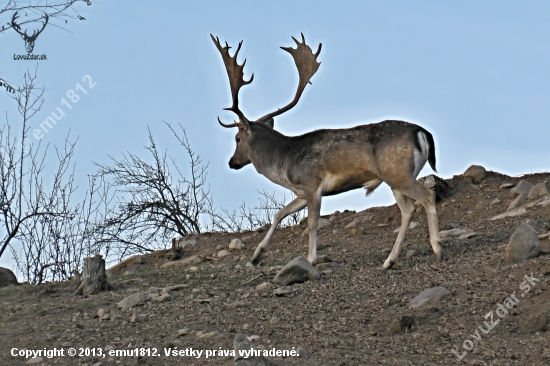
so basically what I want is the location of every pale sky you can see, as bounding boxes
[1,1,549,271]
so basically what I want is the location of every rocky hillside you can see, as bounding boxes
[1,166,550,365]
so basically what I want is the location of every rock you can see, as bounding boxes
[117,292,150,310]
[130,313,145,323]
[349,227,364,235]
[273,287,296,297]
[227,300,250,309]
[0,267,18,287]
[439,228,470,239]
[394,221,418,233]
[26,357,44,364]
[177,328,189,336]
[153,292,172,302]
[217,249,231,258]
[405,249,418,258]
[409,286,451,309]
[345,220,358,229]
[273,256,321,286]
[505,223,541,263]
[500,183,514,189]
[234,333,266,365]
[463,165,486,183]
[97,308,110,320]
[160,255,202,269]
[290,225,301,234]
[489,207,528,220]
[297,346,308,358]
[269,316,280,324]
[172,237,197,250]
[507,194,527,211]
[318,218,332,229]
[510,180,534,198]
[528,183,550,200]
[106,255,146,277]
[256,282,270,291]
[490,198,501,205]
[315,262,339,270]
[458,232,479,240]
[229,239,245,250]
[165,284,188,292]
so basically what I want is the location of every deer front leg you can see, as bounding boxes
[251,197,307,265]
[306,190,323,265]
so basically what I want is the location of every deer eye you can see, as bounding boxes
[235,137,240,143]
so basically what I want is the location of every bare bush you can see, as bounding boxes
[94,123,211,260]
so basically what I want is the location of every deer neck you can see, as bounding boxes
[247,124,292,188]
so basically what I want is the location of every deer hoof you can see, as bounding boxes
[250,250,265,266]
[382,260,394,270]
[436,249,444,262]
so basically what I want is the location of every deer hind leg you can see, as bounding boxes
[383,189,416,269]
[251,197,307,265]
[305,190,323,265]
[392,181,442,262]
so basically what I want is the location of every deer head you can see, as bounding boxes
[211,33,322,170]
[11,11,49,53]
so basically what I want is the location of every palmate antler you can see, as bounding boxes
[211,33,322,127]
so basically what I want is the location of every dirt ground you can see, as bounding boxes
[1,170,550,366]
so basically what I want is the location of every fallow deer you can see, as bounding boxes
[211,33,442,269]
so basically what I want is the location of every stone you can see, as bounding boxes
[177,328,189,336]
[254,281,271,291]
[269,316,280,324]
[227,300,250,309]
[273,287,296,297]
[130,313,145,323]
[0,267,18,287]
[350,227,364,235]
[234,333,266,365]
[315,262,339,270]
[439,228,470,239]
[106,255,144,277]
[490,198,501,206]
[160,255,202,269]
[273,256,321,286]
[318,218,332,229]
[507,194,527,211]
[505,223,541,263]
[500,183,514,189]
[117,292,150,310]
[344,220,358,229]
[463,165,486,183]
[489,207,528,220]
[153,292,172,302]
[405,249,418,258]
[510,180,534,198]
[458,232,479,240]
[172,237,197,250]
[229,239,245,250]
[26,357,44,364]
[409,286,451,309]
[297,346,308,358]
[217,249,231,258]
[394,221,418,233]
[527,183,550,200]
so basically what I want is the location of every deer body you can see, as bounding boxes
[212,34,442,268]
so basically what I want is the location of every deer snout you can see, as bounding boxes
[228,158,240,170]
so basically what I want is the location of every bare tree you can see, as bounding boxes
[0,0,91,34]
[94,123,212,260]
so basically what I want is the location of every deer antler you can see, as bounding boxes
[256,33,322,123]
[11,11,25,36]
[211,34,254,127]
[11,11,48,39]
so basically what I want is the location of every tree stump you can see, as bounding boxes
[74,254,110,296]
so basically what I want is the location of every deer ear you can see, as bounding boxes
[261,117,274,129]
